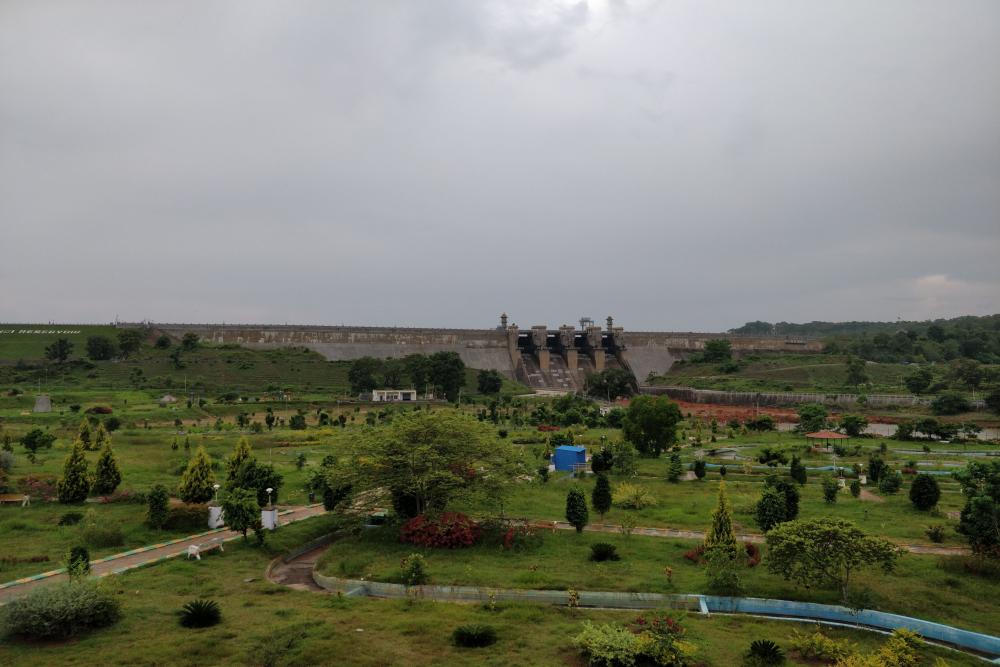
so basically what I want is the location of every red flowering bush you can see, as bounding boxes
[683,542,760,567]
[400,512,482,549]
[85,406,113,414]
[17,474,58,501]
[537,424,560,432]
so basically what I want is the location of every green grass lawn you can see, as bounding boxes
[318,525,1000,636]
[0,515,979,667]
[0,325,119,360]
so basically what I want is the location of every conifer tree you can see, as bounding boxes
[92,441,122,495]
[705,480,738,556]
[57,440,91,503]
[90,421,109,452]
[566,488,589,533]
[591,474,612,519]
[179,446,216,503]
[790,455,808,486]
[184,436,191,454]
[77,418,92,450]
[226,437,254,482]
[667,453,684,483]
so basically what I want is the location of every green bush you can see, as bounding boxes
[146,484,170,529]
[877,470,903,495]
[163,503,208,530]
[743,639,785,666]
[58,511,84,526]
[788,629,854,662]
[909,473,941,511]
[925,525,946,543]
[179,599,221,628]
[82,522,124,548]
[613,483,657,509]
[451,624,497,648]
[1,580,120,639]
[589,542,621,562]
[67,545,90,578]
[400,553,428,586]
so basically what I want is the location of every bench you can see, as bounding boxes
[0,494,29,507]
[186,537,225,561]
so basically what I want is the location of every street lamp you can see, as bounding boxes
[266,487,273,508]
[212,483,220,503]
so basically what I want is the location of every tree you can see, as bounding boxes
[428,351,466,401]
[179,446,216,503]
[948,358,985,390]
[839,414,869,437]
[821,475,839,504]
[765,518,902,603]
[878,470,903,495]
[592,474,612,519]
[986,385,1000,416]
[348,356,381,395]
[796,404,828,433]
[20,428,55,463]
[85,336,117,361]
[904,367,933,395]
[221,487,260,541]
[476,369,503,395]
[403,354,430,391]
[909,474,940,511]
[667,453,684,483]
[789,455,808,486]
[57,441,90,504]
[289,411,307,430]
[702,339,732,363]
[705,480,738,555]
[92,442,122,495]
[265,409,276,430]
[845,356,869,386]
[154,335,172,349]
[566,488,589,533]
[89,421,109,452]
[954,461,1000,557]
[754,487,787,532]
[226,437,254,482]
[116,329,143,358]
[931,391,971,416]
[692,459,706,480]
[44,338,73,363]
[230,458,283,507]
[181,332,200,351]
[867,455,889,485]
[76,418,92,450]
[333,410,520,519]
[584,368,635,401]
[622,395,682,457]
[146,484,170,528]
[765,475,800,520]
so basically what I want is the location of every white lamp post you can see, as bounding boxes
[208,484,224,529]
[261,487,278,531]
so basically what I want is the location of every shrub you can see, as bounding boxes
[400,553,428,585]
[878,470,903,495]
[1,580,120,639]
[58,511,84,526]
[85,405,113,415]
[82,522,124,548]
[400,512,481,549]
[451,624,497,648]
[589,542,621,562]
[537,466,550,483]
[56,441,90,504]
[849,480,861,498]
[683,542,760,567]
[744,639,785,666]
[788,629,854,662]
[821,475,839,504]
[146,484,170,529]
[613,482,657,509]
[909,474,941,511]
[0,450,13,473]
[67,545,91,578]
[179,599,221,628]
[164,503,209,531]
[925,525,946,543]
[17,474,57,500]
[566,488,589,532]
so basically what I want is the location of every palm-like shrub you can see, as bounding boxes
[179,599,221,628]
[589,542,621,562]
[744,639,785,666]
[451,624,497,648]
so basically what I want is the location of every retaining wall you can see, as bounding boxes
[643,385,986,411]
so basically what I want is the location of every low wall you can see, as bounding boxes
[642,386,986,411]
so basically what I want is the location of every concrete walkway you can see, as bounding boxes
[0,504,327,604]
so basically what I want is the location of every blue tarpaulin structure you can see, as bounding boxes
[553,445,586,472]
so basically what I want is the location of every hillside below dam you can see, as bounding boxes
[147,315,822,392]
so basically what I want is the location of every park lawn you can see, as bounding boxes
[0,515,978,667]
[477,474,969,548]
[318,526,1000,636]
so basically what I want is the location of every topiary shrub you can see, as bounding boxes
[399,553,428,586]
[67,545,90,578]
[909,473,941,511]
[744,639,785,666]
[451,624,497,648]
[58,511,84,526]
[1,580,120,639]
[178,599,221,628]
[400,512,481,549]
[878,470,903,495]
[146,484,170,529]
[589,542,621,562]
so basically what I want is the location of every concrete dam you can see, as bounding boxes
[149,316,822,392]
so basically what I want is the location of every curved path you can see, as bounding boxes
[266,538,1000,661]
[0,504,327,604]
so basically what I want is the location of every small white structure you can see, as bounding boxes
[261,507,278,530]
[158,394,178,407]
[208,505,224,529]
[32,395,51,413]
[365,389,418,402]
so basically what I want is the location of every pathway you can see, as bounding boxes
[0,504,327,604]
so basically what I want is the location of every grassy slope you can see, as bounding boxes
[0,325,117,360]
[318,526,1000,635]
[0,516,978,667]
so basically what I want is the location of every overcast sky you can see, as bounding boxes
[1,1,998,331]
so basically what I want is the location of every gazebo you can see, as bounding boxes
[805,430,849,450]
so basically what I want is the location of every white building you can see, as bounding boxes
[365,389,418,402]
